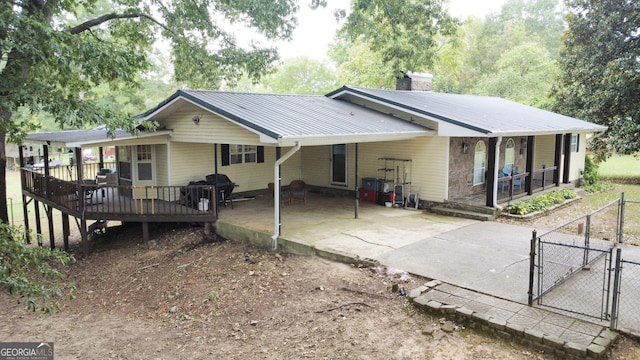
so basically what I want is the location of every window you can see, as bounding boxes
[221,145,264,166]
[571,134,580,152]
[137,145,153,181]
[117,146,131,180]
[505,138,515,170]
[229,145,256,164]
[473,141,486,185]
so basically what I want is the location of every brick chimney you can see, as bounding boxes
[396,72,433,91]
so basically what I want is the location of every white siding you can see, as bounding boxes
[568,133,587,182]
[159,104,263,145]
[155,144,169,186]
[298,137,446,202]
[534,135,557,170]
[167,142,303,192]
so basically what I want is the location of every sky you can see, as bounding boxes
[273,0,508,61]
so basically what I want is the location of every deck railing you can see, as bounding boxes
[28,162,116,182]
[21,169,216,221]
[531,165,558,192]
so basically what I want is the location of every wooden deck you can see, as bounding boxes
[20,169,219,256]
[22,169,217,223]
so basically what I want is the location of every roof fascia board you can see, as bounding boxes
[329,87,492,135]
[276,131,434,147]
[66,131,172,148]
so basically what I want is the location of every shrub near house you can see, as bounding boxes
[504,189,577,215]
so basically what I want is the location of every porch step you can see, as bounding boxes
[430,206,496,221]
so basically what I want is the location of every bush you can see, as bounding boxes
[504,189,577,215]
[0,222,76,312]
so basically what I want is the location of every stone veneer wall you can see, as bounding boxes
[448,137,528,201]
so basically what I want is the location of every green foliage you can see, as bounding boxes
[0,222,76,313]
[334,0,457,83]
[581,156,599,186]
[329,39,396,89]
[552,0,640,159]
[243,57,338,95]
[471,41,558,107]
[0,0,305,223]
[504,189,577,215]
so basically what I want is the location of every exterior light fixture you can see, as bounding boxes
[462,142,468,154]
[192,115,200,125]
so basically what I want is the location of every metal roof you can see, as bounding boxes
[326,86,607,136]
[142,90,434,145]
[26,127,171,148]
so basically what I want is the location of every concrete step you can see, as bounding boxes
[430,206,496,221]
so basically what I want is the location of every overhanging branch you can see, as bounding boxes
[68,13,172,35]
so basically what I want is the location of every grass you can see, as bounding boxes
[598,154,640,178]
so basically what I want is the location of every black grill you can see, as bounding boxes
[180,173,237,209]
[206,173,237,207]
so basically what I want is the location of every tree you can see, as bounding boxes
[261,57,338,94]
[553,0,640,161]
[0,0,318,223]
[472,42,558,107]
[329,38,397,89]
[337,0,457,81]
[0,222,75,312]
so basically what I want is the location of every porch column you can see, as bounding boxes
[553,134,562,186]
[98,146,104,169]
[563,133,572,184]
[75,147,89,256]
[525,136,535,195]
[486,137,499,207]
[43,145,55,249]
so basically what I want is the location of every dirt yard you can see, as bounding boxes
[2,188,640,359]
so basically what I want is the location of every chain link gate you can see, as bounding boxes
[611,248,640,335]
[528,199,621,320]
[527,193,640,335]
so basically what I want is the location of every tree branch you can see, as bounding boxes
[68,13,172,36]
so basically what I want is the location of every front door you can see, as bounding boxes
[331,144,347,185]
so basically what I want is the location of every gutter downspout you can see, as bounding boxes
[272,142,301,250]
[493,136,503,208]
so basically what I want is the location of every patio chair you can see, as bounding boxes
[268,182,291,205]
[289,180,307,204]
[501,166,522,192]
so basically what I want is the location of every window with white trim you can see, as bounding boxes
[505,138,515,170]
[230,145,257,164]
[473,141,486,185]
[570,134,580,152]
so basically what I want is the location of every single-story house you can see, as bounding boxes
[22,74,606,254]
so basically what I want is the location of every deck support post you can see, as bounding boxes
[80,219,88,256]
[142,222,150,243]
[47,205,55,249]
[62,213,70,251]
[34,200,42,245]
[18,146,31,243]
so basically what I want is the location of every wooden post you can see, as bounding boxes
[142,222,149,243]
[47,205,55,249]
[80,219,88,257]
[34,200,42,245]
[62,213,70,252]
[18,145,31,243]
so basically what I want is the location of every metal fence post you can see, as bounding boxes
[610,248,622,330]
[584,214,591,266]
[528,230,537,306]
[618,192,625,244]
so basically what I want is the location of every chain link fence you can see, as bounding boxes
[622,198,640,246]
[611,251,640,335]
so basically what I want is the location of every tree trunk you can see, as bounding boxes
[0,107,11,223]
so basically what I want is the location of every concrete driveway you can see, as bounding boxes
[219,195,539,304]
[375,222,536,303]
